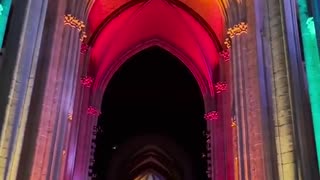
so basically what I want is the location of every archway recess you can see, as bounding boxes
[93,47,207,180]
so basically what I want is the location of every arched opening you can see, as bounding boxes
[92,46,207,179]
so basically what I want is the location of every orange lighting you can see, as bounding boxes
[227,22,248,38]
[64,14,88,42]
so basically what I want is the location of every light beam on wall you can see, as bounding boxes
[0,0,11,47]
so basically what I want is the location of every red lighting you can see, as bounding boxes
[81,76,94,88]
[87,106,101,116]
[88,0,223,92]
[204,111,219,121]
[215,82,227,94]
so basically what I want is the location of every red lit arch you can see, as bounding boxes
[88,0,223,51]
[88,0,225,105]
[65,1,228,179]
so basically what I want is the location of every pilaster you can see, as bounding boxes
[0,0,49,179]
[254,0,320,179]
[228,1,267,179]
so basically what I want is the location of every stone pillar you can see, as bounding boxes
[0,0,49,179]
[282,0,319,179]
[220,51,235,180]
[265,1,297,178]
[0,0,88,179]
[18,0,86,179]
[254,0,319,179]
[228,1,268,179]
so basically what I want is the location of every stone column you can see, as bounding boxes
[228,1,268,179]
[219,33,236,180]
[0,0,88,179]
[266,1,297,178]
[63,14,93,180]
[17,0,87,179]
[0,0,49,179]
[256,0,319,179]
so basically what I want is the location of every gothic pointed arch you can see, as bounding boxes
[88,0,224,107]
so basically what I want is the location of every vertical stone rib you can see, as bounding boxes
[0,0,49,179]
[266,0,296,179]
[228,0,270,179]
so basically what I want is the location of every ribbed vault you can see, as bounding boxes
[87,0,227,39]
[89,0,223,97]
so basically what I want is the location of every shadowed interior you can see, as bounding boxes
[93,47,208,179]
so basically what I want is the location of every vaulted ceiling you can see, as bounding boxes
[87,0,226,96]
[87,0,227,37]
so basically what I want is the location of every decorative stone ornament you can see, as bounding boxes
[224,22,248,49]
[87,106,101,116]
[224,37,232,49]
[80,43,89,54]
[204,111,219,121]
[219,49,230,62]
[64,14,88,42]
[215,82,227,94]
[80,31,87,42]
[64,14,85,31]
[227,22,248,38]
[80,76,94,88]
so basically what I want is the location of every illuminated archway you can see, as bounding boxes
[66,0,226,179]
[88,0,224,109]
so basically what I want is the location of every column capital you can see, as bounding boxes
[227,22,248,38]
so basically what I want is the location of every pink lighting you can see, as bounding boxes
[81,43,89,54]
[220,49,230,62]
[205,130,212,178]
[87,106,101,116]
[80,76,94,88]
[215,82,227,94]
[204,111,219,121]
